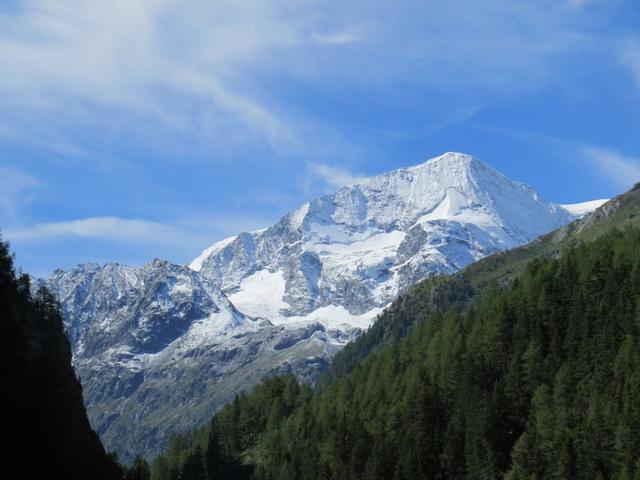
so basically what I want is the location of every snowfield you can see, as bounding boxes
[45,152,604,460]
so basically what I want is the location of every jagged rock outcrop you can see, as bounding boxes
[45,152,598,461]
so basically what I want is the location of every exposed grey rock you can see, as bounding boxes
[44,152,589,461]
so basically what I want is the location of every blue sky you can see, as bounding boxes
[0,0,639,277]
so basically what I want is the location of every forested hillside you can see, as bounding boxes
[0,237,122,479]
[319,183,640,390]
[154,226,640,479]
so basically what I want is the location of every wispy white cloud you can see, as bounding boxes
[0,0,300,151]
[0,0,598,158]
[307,162,368,190]
[4,212,275,251]
[3,211,281,275]
[583,147,640,189]
[0,167,39,219]
[460,123,640,193]
[4,217,197,246]
[619,38,640,88]
[311,30,361,45]
[172,212,275,239]
[565,0,596,8]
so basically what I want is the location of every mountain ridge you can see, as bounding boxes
[145,183,640,480]
[191,152,576,331]
[318,182,638,389]
[43,152,601,460]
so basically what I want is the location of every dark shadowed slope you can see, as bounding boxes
[0,236,121,479]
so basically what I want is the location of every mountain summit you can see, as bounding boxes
[45,152,589,459]
[191,152,573,331]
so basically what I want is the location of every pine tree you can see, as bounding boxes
[124,456,151,480]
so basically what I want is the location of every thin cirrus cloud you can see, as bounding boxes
[583,147,640,189]
[0,0,605,157]
[306,163,368,190]
[4,217,203,247]
[1,0,637,275]
[619,38,640,88]
[0,167,39,219]
[311,30,361,45]
[0,0,299,150]
[4,214,274,247]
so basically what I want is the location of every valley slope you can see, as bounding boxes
[150,183,640,480]
[44,152,598,460]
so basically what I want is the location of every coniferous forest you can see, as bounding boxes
[0,239,122,480]
[150,227,640,479]
[4,2,639,479]
[5,193,640,479]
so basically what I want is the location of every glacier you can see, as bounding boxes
[191,152,575,331]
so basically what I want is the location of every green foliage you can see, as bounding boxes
[319,184,640,390]
[152,226,640,479]
[316,274,474,392]
[150,375,310,480]
[124,456,151,480]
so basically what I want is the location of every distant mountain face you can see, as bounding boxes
[50,259,258,363]
[44,152,591,461]
[192,152,574,328]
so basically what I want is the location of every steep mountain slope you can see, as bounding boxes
[44,259,292,460]
[319,183,639,389]
[0,238,121,480]
[153,184,640,480]
[46,258,355,461]
[45,152,588,460]
[192,152,573,331]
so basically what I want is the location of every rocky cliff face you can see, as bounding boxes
[192,152,573,329]
[45,152,583,461]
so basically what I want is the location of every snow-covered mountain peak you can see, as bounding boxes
[405,151,477,174]
[43,151,591,460]
[190,152,530,273]
[380,151,484,182]
[275,152,509,235]
[190,152,575,332]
